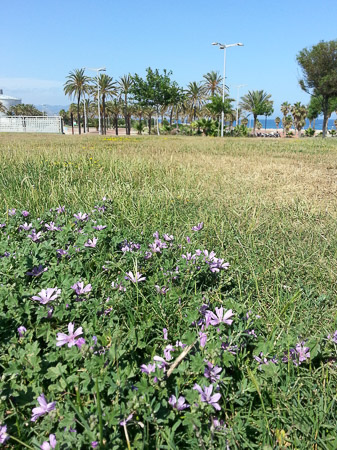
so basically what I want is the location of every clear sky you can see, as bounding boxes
[2,0,337,116]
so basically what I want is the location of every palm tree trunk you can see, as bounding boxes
[156,110,160,135]
[253,115,257,136]
[322,98,329,138]
[148,115,152,135]
[77,95,81,135]
[170,108,173,126]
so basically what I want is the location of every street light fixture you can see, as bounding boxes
[86,67,106,135]
[212,42,244,137]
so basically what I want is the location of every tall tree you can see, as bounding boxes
[202,71,223,97]
[275,117,281,129]
[131,68,177,135]
[106,99,122,136]
[92,74,117,134]
[291,102,307,137]
[240,90,272,135]
[297,40,337,137]
[64,68,90,135]
[118,75,133,135]
[186,82,204,121]
[0,102,6,114]
[281,102,291,136]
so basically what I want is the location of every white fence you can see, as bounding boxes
[0,116,63,134]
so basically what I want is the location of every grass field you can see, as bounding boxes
[0,134,336,448]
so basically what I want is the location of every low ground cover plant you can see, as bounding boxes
[0,197,336,449]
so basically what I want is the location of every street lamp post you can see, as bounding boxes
[212,42,243,137]
[235,84,247,126]
[86,67,106,135]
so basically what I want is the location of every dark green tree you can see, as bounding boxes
[7,104,43,116]
[297,40,337,137]
[240,90,273,135]
[131,68,179,135]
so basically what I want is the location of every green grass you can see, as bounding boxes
[1,134,336,330]
[0,134,337,448]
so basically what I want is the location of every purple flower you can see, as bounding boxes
[20,222,33,231]
[163,328,168,340]
[193,384,221,410]
[84,237,98,248]
[125,271,146,283]
[155,285,169,295]
[199,331,207,348]
[26,265,48,277]
[163,234,174,241]
[91,442,99,448]
[40,434,57,450]
[206,308,234,327]
[18,326,27,337]
[144,251,152,260]
[22,210,30,217]
[111,281,126,292]
[120,414,133,426]
[0,425,9,444]
[31,394,56,421]
[192,222,204,231]
[0,223,6,228]
[45,222,61,231]
[140,363,156,374]
[208,258,230,273]
[186,236,191,243]
[8,208,16,216]
[32,288,61,305]
[153,231,160,239]
[28,230,43,242]
[295,342,310,364]
[56,205,65,214]
[75,337,86,348]
[204,361,222,383]
[56,322,83,348]
[164,344,175,361]
[153,355,168,370]
[328,330,337,344]
[168,395,189,410]
[74,212,88,221]
[71,281,92,296]
[93,225,107,231]
[57,248,69,257]
[47,307,54,319]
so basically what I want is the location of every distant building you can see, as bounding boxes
[0,89,22,116]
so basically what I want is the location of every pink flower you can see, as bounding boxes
[31,394,56,421]
[125,271,146,283]
[56,322,83,348]
[40,434,57,449]
[206,307,234,327]
[32,288,61,305]
[199,331,207,348]
[84,237,98,248]
[120,414,133,426]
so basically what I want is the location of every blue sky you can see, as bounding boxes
[2,0,337,116]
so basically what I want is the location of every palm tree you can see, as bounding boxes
[275,117,281,128]
[283,115,293,135]
[202,71,223,97]
[92,74,117,134]
[240,90,272,135]
[186,82,204,121]
[291,102,307,138]
[106,99,122,135]
[241,117,248,127]
[280,102,291,136]
[0,101,6,115]
[143,106,156,135]
[118,75,133,135]
[64,68,90,135]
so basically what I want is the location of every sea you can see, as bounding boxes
[243,117,337,131]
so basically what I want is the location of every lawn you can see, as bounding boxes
[0,134,336,448]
